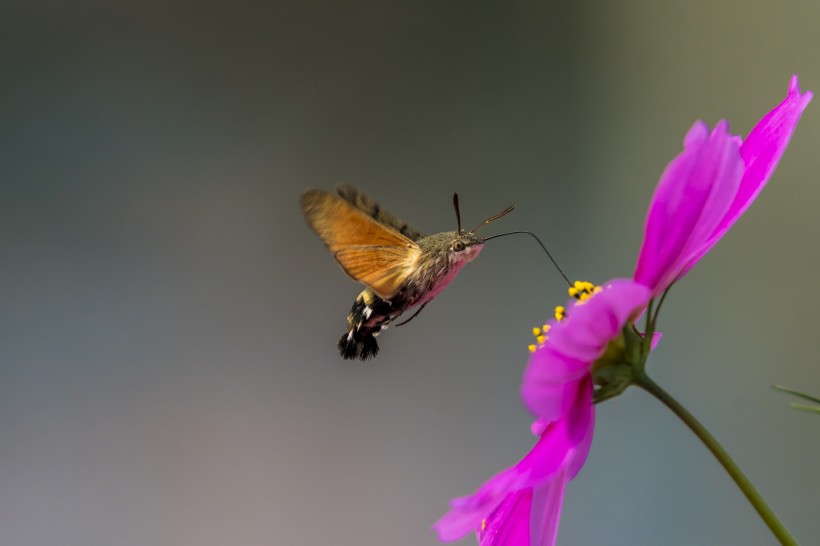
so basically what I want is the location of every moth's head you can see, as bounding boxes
[449,192,515,264]
[450,231,484,263]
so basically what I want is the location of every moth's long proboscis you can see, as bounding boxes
[484,230,572,287]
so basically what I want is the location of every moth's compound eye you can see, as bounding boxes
[452,240,465,252]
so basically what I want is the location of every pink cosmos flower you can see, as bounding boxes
[435,76,811,546]
[635,75,813,295]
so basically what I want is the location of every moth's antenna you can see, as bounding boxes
[453,193,462,235]
[484,231,572,287]
[469,204,517,233]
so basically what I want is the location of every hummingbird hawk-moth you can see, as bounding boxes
[300,185,515,360]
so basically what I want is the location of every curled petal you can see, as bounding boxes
[520,351,587,425]
[521,280,650,420]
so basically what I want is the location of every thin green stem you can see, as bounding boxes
[641,299,655,363]
[634,372,799,546]
[650,286,672,333]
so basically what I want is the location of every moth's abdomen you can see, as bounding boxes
[338,329,380,360]
[338,289,399,361]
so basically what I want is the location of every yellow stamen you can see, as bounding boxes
[569,279,602,304]
[528,282,602,353]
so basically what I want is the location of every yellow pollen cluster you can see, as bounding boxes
[568,280,601,303]
[527,281,601,353]
[528,324,551,353]
[481,519,487,532]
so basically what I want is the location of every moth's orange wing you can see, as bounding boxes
[333,246,419,299]
[301,190,421,299]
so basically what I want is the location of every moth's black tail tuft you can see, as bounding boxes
[338,330,380,360]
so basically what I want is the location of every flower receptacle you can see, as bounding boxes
[592,325,647,403]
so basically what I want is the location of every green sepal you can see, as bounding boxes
[591,325,648,404]
[622,325,645,368]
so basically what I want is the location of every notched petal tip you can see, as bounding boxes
[778,75,812,117]
[789,74,799,94]
[787,74,813,110]
[788,74,813,102]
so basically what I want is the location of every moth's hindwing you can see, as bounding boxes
[335,184,424,241]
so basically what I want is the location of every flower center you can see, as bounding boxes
[528,280,601,352]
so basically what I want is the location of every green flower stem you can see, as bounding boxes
[633,372,799,546]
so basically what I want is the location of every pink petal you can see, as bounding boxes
[680,75,813,274]
[527,471,568,546]
[550,280,652,362]
[643,331,663,350]
[478,488,533,546]
[435,386,594,543]
[633,121,744,294]
[565,376,594,478]
[520,354,587,425]
[515,416,580,483]
[434,468,529,542]
[476,473,569,546]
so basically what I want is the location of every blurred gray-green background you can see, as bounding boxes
[2,2,818,545]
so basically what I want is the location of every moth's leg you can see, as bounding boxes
[395,303,428,327]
